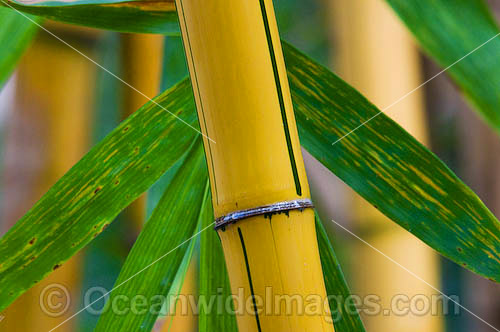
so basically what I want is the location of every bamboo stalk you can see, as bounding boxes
[121,33,164,232]
[175,1,334,331]
[329,0,442,331]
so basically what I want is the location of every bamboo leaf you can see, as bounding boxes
[283,42,500,282]
[316,215,366,332]
[1,0,178,35]
[94,142,208,332]
[385,0,500,135]
[0,6,38,86]
[199,195,238,332]
[0,79,198,312]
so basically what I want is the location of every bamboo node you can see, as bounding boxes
[214,199,313,230]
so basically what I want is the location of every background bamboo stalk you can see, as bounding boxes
[459,5,500,330]
[156,260,198,332]
[120,33,164,233]
[422,53,500,332]
[120,33,201,332]
[175,0,334,330]
[0,28,96,331]
[329,0,443,331]
[421,2,500,324]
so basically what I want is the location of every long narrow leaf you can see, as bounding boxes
[1,0,178,35]
[283,42,500,282]
[0,6,38,86]
[0,79,198,311]
[316,215,366,332]
[386,0,500,134]
[95,141,208,331]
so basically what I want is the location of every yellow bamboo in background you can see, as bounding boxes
[121,33,164,232]
[175,1,334,331]
[0,29,96,331]
[156,261,198,332]
[329,0,443,331]
[120,33,200,332]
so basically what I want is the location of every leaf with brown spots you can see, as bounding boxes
[95,141,208,332]
[284,42,500,282]
[0,78,199,312]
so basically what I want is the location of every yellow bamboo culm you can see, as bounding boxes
[175,1,334,331]
[330,0,443,331]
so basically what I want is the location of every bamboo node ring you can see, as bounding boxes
[214,199,314,230]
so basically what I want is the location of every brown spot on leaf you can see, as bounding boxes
[457,247,463,252]
[94,187,102,194]
[29,238,36,245]
[53,264,61,270]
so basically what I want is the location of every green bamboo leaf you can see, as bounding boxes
[316,215,366,332]
[199,195,238,332]
[95,142,209,332]
[0,79,199,312]
[385,0,500,134]
[1,0,178,35]
[283,42,500,282]
[0,6,38,86]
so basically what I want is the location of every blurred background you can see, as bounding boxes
[1,0,499,331]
